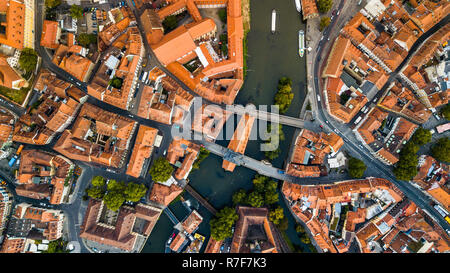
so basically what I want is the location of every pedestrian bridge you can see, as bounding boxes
[219,104,307,129]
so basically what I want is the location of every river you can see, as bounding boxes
[142,0,308,253]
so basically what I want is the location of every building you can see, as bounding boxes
[286,129,343,177]
[40,20,61,50]
[126,125,159,178]
[301,0,319,20]
[137,67,194,124]
[89,26,144,110]
[282,178,406,252]
[0,237,26,253]
[167,138,200,180]
[80,199,162,252]
[15,149,74,205]
[0,55,27,90]
[354,107,418,165]
[140,0,245,105]
[230,206,281,253]
[52,45,94,82]
[5,203,64,241]
[223,113,255,172]
[0,0,26,50]
[0,186,13,234]
[181,210,203,234]
[54,103,137,168]
[13,70,85,145]
[148,182,183,207]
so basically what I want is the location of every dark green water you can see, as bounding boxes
[143,0,308,253]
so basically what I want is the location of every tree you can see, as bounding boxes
[269,206,284,225]
[300,233,311,244]
[210,207,238,241]
[400,141,419,156]
[274,79,294,114]
[103,191,125,211]
[317,0,333,13]
[265,190,279,205]
[107,180,126,192]
[232,189,247,206]
[124,183,147,202]
[252,175,267,193]
[18,48,38,73]
[218,9,227,23]
[91,176,105,187]
[319,17,331,32]
[86,186,105,199]
[246,191,264,208]
[109,77,123,89]
[77,33,97,48]
[440,103,450,120]
[162,15,178,32]
[70,5,83,19]
[410,128,432,146]
[393,152,418,181]
[296,224,305,234]
[149,157,174,182]
[347,157,367,178]
[431,137,450,163]
[276,216,289,231]
[45,0,61,8]
[43,238,69,253]
[192,147,210,170]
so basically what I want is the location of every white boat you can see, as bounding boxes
[295,0,302,12]
[298,30,305,57]
[271,9,276,33]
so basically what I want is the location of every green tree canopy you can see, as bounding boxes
[410,128,432,146]
[319,17,331,31]
[192,147,210,170]
[86,186,105,200]
[431,137,450,163]
[162,15,178,32]
[393,151,419,181]
[232,189,247,206]
[103,191,126,211]
[91,176,106,187]
[440,103,450,120]
[218,9,227,23]
[265,190,279,205]
[296,224,305,233]
[124,183,147,202]
[253,174,267,193]
[246,191,264,208]
[70,5,83,19]
[300,233,311,244]
[45,0,61,8]
[268,206,284,225]
[149,157,174,182]
[18,48,38,73]
[347,157,367,178]
[317,0,333,13]
[274,78,294,114]
[77,33,97,48]
[107,180,126,192]
[210,207,238,241]
[400,141,420,156]
[263,124,284,160]
[43,238,69,253]
[109,77,123,89]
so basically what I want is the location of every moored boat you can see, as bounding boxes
[271,9,276,33]
[298,30,305,57]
